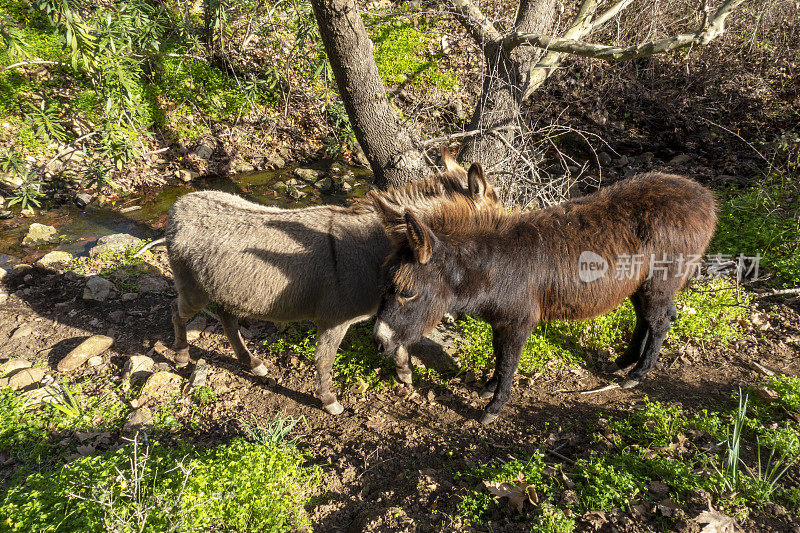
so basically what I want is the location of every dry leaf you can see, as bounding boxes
[483,478,538,512]
[76,444,95,456]
[694,505,741,533]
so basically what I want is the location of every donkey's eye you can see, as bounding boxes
[397,289,419,303]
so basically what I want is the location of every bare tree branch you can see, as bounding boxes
[451,0,502,45]
[0,60,71,73]
[589,0,634,31]
[507,0,745,61]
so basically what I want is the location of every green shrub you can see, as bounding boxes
[573,454,639,511]
[371,22,457,90]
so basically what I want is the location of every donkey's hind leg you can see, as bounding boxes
[171,292,209,368]
[479,333,503,399]
[623,295,678,388]
[218,309,268,377]
[614,293,649,370]
[314,322,350,415]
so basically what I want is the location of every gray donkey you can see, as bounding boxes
[165,147,498,415]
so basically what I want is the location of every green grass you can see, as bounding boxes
[455,383,800,528]
[711,184,800,287]
[456,277,750,375]
[0,438,320,532]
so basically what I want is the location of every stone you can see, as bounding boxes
[123,407,153,433]
[598,152,613,166]
[669,153,692,166]
[121,292,138,301]
[83,275,115,301]
[123,355,155,382]
[0,367,46,391]
[188,358,208,389]
[138,275,169,293]
[36,250,73,269]
[194,143,213,159]
[22,384,61,406]
[266,154,286,168]
[314,177,334,191]
[87,355,103,367]
[10,324,33,340]
[22,223,58,245]
[108,310,125,324]
[74,192,93,208]
[176,169,200,182]
[57,335,114,372]
[0,210,12,220]
[186,315,207,343]
[341,182,352,192]
[138,371,182,404]
[0,358,32,375]
[273,181,287,192]
[288,188,306,200]
[614,155,629,167]
[234,160,255,173]
[89,233,143,257]
[294,167,322,182]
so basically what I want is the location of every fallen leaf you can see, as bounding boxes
[76,444,95,456]
[753,385,778,402]
[484,478,538,512]
[694,505,742,533]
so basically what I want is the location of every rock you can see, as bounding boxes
[288,188,306,200]
[87,355,103,367]
[36,250,73,269]
[22,384,61,406]
[194,143,213,159]
[123,407,153,433]
[121,292,138,301]
[614,155,629,167]
[234,160,255,173]
[138,371,182,404]
[327,162,344,177]
[22,223,58,246]
[314,177,333,191]
[266,154,286,168]
[295,167,322,182]
[108,310,125,324]
[10,324,33,340]
[123,355,155,382]
[138,275,169,293]
[188,358,208,389]
[57,335,114,372]
[598,152,613,166]
[0,358,32,375]
[353,146,370,167]
[273,181,287,192]
[341,181,353,192]
[186,315,207,343]
[176,169,200,182]
[90,233,143,257]
[638,151,654,163]
[74,192,93,208]
[0,367,46,391]
[83,275,115,301]
[669,153,692,166]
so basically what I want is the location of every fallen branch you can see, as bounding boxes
[753,287,800,299]
[580,383,621,395]
[0,60,71,73]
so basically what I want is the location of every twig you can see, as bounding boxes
[546,448,575,465]
[38,131,99,173]
[580,383,621,395]
[753,287,800,299]
[0,60,71,73]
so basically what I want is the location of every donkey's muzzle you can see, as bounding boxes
[373,319,397,355]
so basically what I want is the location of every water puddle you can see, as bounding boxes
[0,161,372,266]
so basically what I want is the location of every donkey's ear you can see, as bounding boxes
[404,211,434,264]
[440,144,460,173]
[369,190,402,226]
[467,162,488,198]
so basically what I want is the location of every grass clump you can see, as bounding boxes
[0,437,320,532]
[711,184,800,287]
[456,277,749,375]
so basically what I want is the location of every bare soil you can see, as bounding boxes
[1,259,799,532]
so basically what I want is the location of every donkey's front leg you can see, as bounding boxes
[218,309,268,377]
[314,322,350,415]
[479,333,503,399]
[481,326,529,425]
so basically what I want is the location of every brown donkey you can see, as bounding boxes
[371,172,717,424]
[165,147,498,415]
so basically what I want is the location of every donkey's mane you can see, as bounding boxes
[356,167,476,214]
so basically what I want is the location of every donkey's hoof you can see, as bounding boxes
[479,388,495,400]
[396,370,413,385]
[251,363,269,377]
[479,412,499,425]
[323,401,344,415]
[621,378,640,389]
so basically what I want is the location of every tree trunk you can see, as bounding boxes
[310,0,425,188]
[458,0,557,174]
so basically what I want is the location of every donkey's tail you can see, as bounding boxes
[134,237,166,258]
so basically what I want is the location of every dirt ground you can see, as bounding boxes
[1,256,799,532]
